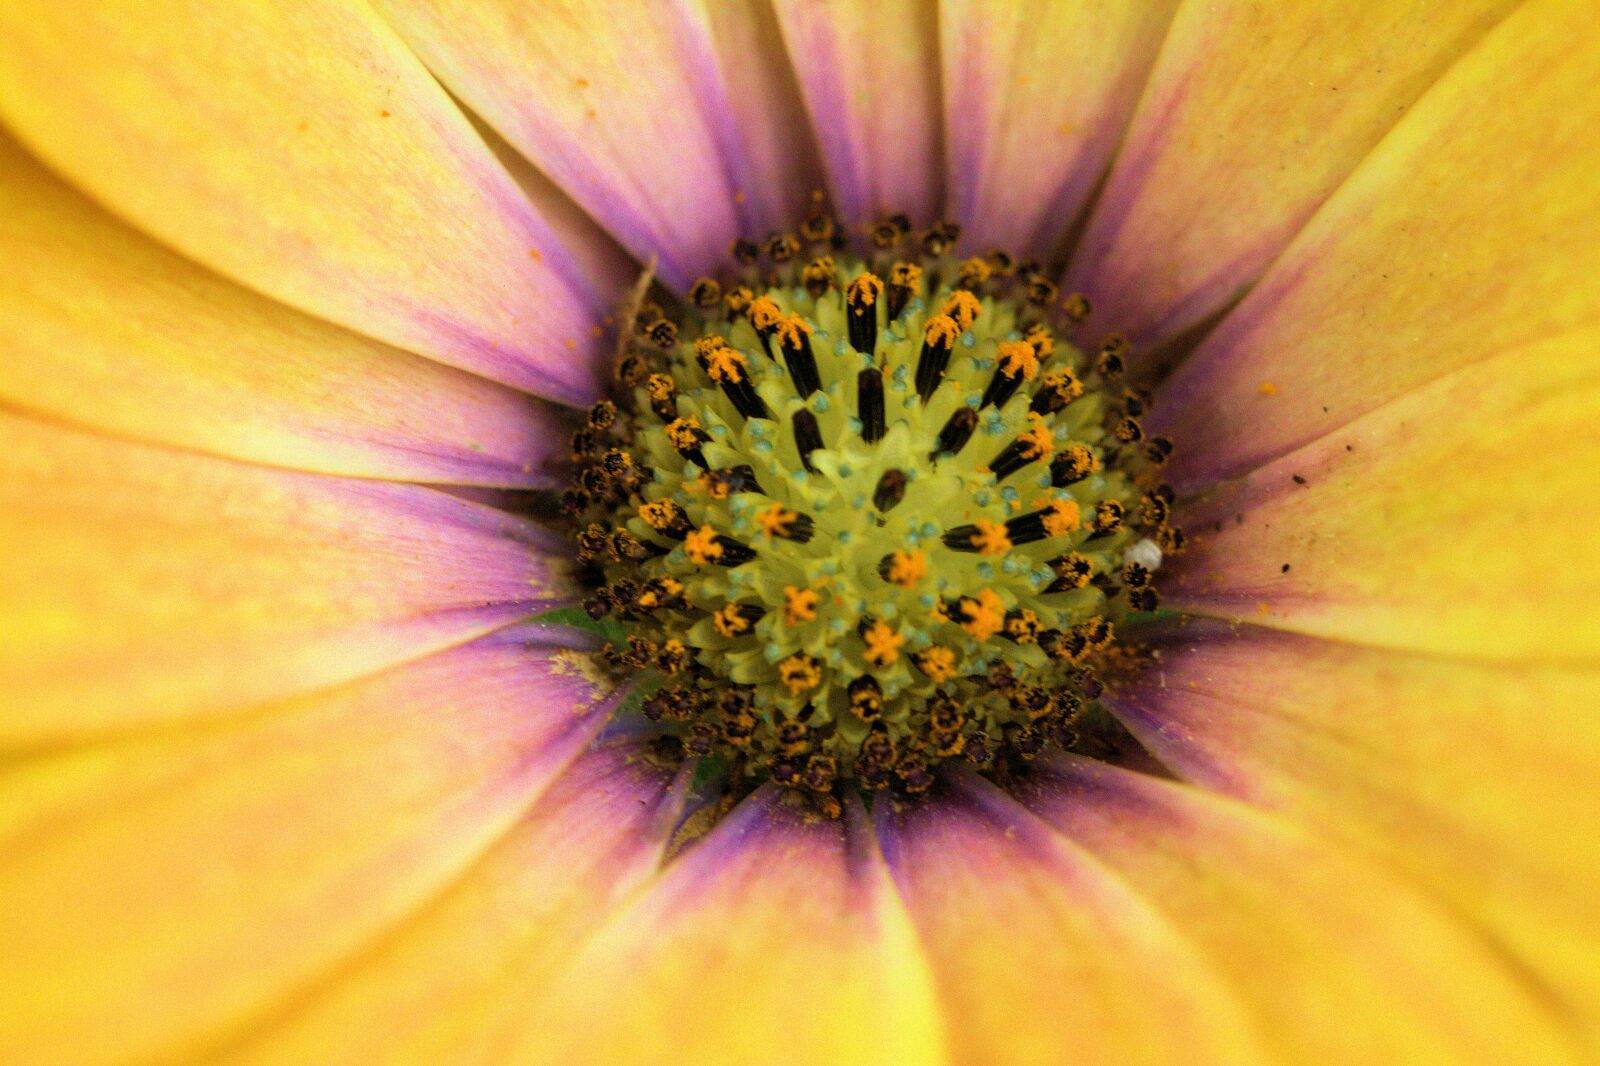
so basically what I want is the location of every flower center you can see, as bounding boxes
[563,208,1182,808]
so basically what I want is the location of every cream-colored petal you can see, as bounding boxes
[0,636,616,1066]
[1150,0,1600,486]
[0,413,570,745]
[1066,0,1515,350]
[223,740,687,1065]
[1164,323,1600,662]
[1103,618,1600,1045]
[773,0,943,226]
[0,0,626,403]
[524,789,945,1065]
[1019,754,1582,1064]
[0,133,567,487]
[877,774,1271,1066]
[941,0,1178,258]
[374,0,803,289]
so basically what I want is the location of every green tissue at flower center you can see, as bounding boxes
[563,219,1182,801]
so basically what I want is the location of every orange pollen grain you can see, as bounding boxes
[713,603,751,638]
[665,417,702,450]
[923,314,961,346]
[783,586,819,625]
[940,290,982,331]
[973,519,1012,556]
[998,341,1040,381]
[847,272,883,308]
[961,589,1006,642]
[748,296,784,331]
[1042,368,1084,402]
[778,655,821,694]
[703,345,747,383]
[917,646,958,683]
[1043,499,1081,537]
[775,313,814,347]
[886,549,927,588]
[684,525,723,564]
[862,621,905,667]
[1018,418,1054,461]
[1025,323,1056,359]
[756,504,798,539]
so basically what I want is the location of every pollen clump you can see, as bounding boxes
[885,549,927,588]
[862,620,905,667]
[971,519,1012,556]
[783,585,819,625]
[564,213,1180,802]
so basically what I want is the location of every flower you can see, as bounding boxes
[1,1,1597,1063]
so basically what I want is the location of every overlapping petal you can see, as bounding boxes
[1018,754,1582,1064]
[1102,619,1600,1043]
[773,0,944,226]
[1151,0,1600,485]
[527,790,945,1065]
[940,0,1177,258]
[0,0,627,404]
[373,0,808,290]
[1065,0,1516,350]
[225,740,687,1065]
[0,635,619,1066]
[694,0,827,236]
[876,773,1270,1066]
[0,413,572,745]
[0,133,569,488]
[1163,324,1600,662]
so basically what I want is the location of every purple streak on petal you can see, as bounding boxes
[1095,617,1266,797]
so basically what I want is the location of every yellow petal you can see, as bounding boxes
[1152,0,1600,486]
[1165,323,1600,662]
[877,774,1271,1066]
[1103,619,1600,1046]
[525,789,946,1065]
[940,0,1177,257]
[1019,754,1583,1064]
[226,741,687,1065]
[0,413,570,745]
[773,0,943,225]
[0,637,616,1066]
[1066,0,1515,349]
[0,133,565,487]
[0,0,625,403]
[373,0,792,290]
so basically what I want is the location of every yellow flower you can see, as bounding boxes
[0,1,1598,1063]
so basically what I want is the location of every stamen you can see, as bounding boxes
[857,367,886,442]
[873,469,908,512]
[980,340,1040,409]
[845,272,883,355]
[757,503,815,543]
[986,415,1054,482]
[801,256,836,299]
[784,585,820,625]
[886,262,921,321]
[933,405,978,458]
[694,336,768,419]
[862,619,904,666]
[776,314,822,397]
[940,290,982,332]
[916,314,960,401]
[791,409,823,473]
